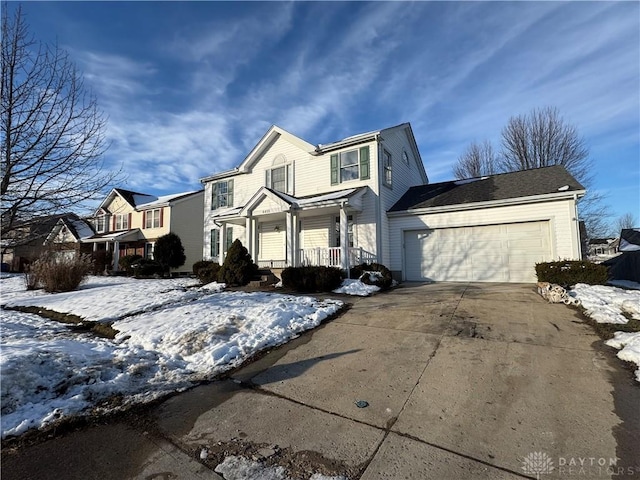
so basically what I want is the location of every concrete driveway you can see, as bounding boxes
[3,283,639,479]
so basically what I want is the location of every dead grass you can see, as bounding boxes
[3,305,118,339]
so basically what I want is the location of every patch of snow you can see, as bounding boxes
[275,280,283,288]
[333,279,380,296]
[1,278,342,438]
[454,176,488,185]
[570,283,640,324]
[4,276,202,322]
[606,332,640,382]
[214,455,349,480]
[571,284,640,383]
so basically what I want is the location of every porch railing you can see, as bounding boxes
[299,247,377,268]
[256,259,288,269]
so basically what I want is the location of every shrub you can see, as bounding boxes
[281,266,344,293]
[119,254,143,275]
[132,258,164,278]
[193,260,211,276]
[91,250,112,275]
[348,262,394,291]
[154,233,186,273]
[29,253,92,293]
[535,260,608,286]
[217,239,258,286]
[193,260,221,284]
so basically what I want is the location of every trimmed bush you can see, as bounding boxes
[119,254,143,275]
[535,260,608,286]
[132,258,164,278]
[193,260,221,284]
[281,266,344,293]
[154,233,186,273]
[29,253,92,293]
[217,239,258,286]
[348,263,394,291]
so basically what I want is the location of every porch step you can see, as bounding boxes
[249,269,279,288]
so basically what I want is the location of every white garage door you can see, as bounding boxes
[404,221,551,283]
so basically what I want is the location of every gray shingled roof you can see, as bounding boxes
[389,166,584,212]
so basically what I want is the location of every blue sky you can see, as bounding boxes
[16,1,640,229]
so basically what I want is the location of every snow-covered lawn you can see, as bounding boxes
[0,275,343,438]
[570,283,640,382]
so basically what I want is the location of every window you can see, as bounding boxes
[402,149,410,165]
[95,216,107,233]
[145,209,162,229]
[330,146,370,185]
[114,214,129,230]
[210,229,220,258]
[334,215,354,248]
[383,149,392,187]
[211,180,234,210]
[266,165,292,193]
[145,242,154,259]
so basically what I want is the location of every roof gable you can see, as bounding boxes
[238,126,315,173]
[389,166,585,212]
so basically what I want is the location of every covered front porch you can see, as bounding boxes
[211,187,377,270]
[83,229,149,272]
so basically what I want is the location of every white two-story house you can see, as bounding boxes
[201,123,427,275]
[201,123,585,283]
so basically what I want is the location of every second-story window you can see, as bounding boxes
[211,179,234,210]
[145,209,162,228]
[95,215,107,233]
[266,165,292,194]
[330,146,370,185]
[383,149,392,187]
[114,214,129,230]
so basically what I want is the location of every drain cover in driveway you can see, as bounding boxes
[355,400,369,408]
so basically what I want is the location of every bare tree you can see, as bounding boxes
[453,140,498,179]
[500,106,592,185]
[1,4,117,243]
[453,106,610,238]
[613,212,637,235]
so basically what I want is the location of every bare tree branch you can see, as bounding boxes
[452,106,610,239]
[1,4,120,241]
[453,140,498,179]
[613,212,637,235]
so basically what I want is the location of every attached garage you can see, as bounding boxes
[404,221,552,283]
[387,166,586,284]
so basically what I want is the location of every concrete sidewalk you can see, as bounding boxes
[2,283,639,479]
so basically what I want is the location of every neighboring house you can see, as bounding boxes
[200,123,585,283]
[1,213,86,272]
[43,215,95,259]
[605,228,640,283]
[84,188,204,273]
[588,237,619,257]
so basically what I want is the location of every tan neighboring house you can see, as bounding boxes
[43,215,95,259]
[84,188,204,273]
[200,122,586,283]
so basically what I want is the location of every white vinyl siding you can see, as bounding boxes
[258,221,285,261]
[301,216,331,248]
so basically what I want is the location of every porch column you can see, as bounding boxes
[219,222,227,265]
[340,205,348,271]
[285,210,299,267]
[93,243,97,252]
[113,241,120,272]
[245,216,253,259]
